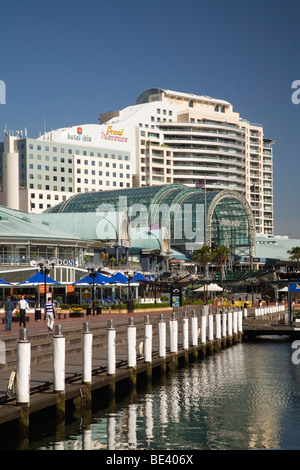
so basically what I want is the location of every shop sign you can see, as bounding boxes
[30,259,78,267]
[101,125,128,143]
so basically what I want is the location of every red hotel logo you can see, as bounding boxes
[77,127,83,135]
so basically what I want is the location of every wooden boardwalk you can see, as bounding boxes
[0,308,242,431]
[0,304,294,442]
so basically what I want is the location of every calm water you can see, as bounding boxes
[35,339,300,450]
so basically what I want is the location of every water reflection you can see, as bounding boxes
[38,341,300,450]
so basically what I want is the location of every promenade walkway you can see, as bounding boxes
[0,303,291,431]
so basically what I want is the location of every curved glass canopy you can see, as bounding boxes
[44,184,255,256]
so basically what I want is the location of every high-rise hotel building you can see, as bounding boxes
[100,88,275,236]
[0,88,274,235]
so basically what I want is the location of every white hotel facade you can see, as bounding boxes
[0,88,274,235]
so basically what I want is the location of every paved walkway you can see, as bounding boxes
[0,309,172,400]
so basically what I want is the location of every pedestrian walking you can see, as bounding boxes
[4,295,14,331]
[45,297,55,332]
[17,294,29,328]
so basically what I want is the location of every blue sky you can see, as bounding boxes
[1,0,300,238]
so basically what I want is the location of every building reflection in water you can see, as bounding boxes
[42,341,296,450]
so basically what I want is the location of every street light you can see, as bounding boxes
[125,270,136,313]
[189,275,198,303]
[86,263,101,316]
[36,257,56,307]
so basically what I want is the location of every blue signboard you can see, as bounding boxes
[289,283,300,292]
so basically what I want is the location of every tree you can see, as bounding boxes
[212,245,231,290]
[193,245,212,300]
[287,246,300,271]
[193,245,212,279]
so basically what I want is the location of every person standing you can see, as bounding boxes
[4,295,14,331]
[45,297,55,332]
[18,294,29,328]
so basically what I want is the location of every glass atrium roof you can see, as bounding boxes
[43,184,255,256]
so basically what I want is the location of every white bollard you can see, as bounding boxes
[233,310,238,334]
[107,319,116,375]
[144,315,152,363]
[16,329,31,405]
[243,308,247,318]
[169,312,178,353]
[82,322,93,384]
[190,312,198,347]
[158,314,166,358]
[53,325,65,393]
[201,315,207,343]
[182,313,189,350]
[228,311,233,337]
[127,317,136,368]
[215,313,221,339]
[222,312,227,337]
[238,310,243,332]
[208,314,214,341]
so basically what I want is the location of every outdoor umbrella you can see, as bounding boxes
[194,283,223,292]
[17,271,62,308]
[17,271,62,286]
[0,278,12,286]
[131,272,149,282]
[73,272,110,285]
[108,272,129,284]
[73,272,111,312]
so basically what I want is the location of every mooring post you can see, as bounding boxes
[222,311,227,348]
[238,310,243,342]
[233,310,238,343]
[82,322,93,405]
[215,311,221,350]
[201,314,207,356]
[127,317,137,391]
[53,325,65,423]
[107,319,116,406]
[82,322,92,384]
[158,314,166,375]
[208,314,214,353]
[228,311,233,345]
[182,311,189,364]
[190,310,198,361]
[169,311,178,368]
[107,319,116,376]
[16,328,31,406]
[144,315,152,383]
[16,328,31,450]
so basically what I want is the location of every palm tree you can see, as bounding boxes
[287,246,300,271]
[212,245,231,290]
[193,245,212,278]
[193,245,212,299]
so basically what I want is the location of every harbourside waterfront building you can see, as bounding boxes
[99,88,275,237]
[0,129,132,213]
[0,88,274,236]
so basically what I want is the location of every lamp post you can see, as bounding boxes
[86,264,99,316]
[36,257,56,308]
[248,277,256,306]
[189,275,198,303]
[125,270,135,313]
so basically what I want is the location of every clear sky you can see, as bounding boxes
[1,0,300,238]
